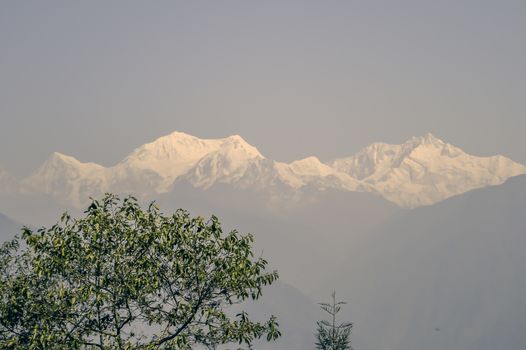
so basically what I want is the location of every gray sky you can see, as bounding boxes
[1,0,525,176]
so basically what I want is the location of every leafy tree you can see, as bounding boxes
[315,291,353,350]
[0,194,280,349]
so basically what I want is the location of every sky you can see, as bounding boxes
[1,0,525,176]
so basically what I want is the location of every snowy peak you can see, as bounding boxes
[397,133,462,164]
[331,133,463,181]
[22,152,108,206]
[126,131,262,162]
[31,152,106,179]
[406,132,445,147]
[220,134,264,159]
[119,131,263,181]
[22,131,268,204]
[332,134,526,207]
[183,135,265,189]
[331,142,400,180]
[119,131,222,180]
[289,156,332,176]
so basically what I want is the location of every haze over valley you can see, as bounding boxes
[1,130,525,350]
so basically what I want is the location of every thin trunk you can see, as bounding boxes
[332,292,336,350]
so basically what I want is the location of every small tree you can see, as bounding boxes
[315,291,353,350]
[0,194,280,349]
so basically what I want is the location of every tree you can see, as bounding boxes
[0,194,280,349]
[315,291,353,350]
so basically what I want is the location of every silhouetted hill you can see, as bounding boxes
[329,174,526,350]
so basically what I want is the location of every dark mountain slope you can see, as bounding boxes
[330,175,526,350]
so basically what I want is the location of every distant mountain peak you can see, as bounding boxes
[331,133,526,207]
[219,134,264,159]
[408,132,444,145]
[166,130,194,138]
[49,151,79,163]
[225,134,245,142]
[291,156,323,164]
[289,157,333,176]
[41,152,105,172]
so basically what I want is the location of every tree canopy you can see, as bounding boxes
[0,194,280,349]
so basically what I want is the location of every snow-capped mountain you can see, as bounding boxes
[16,131,526,208]
[22,152,108,206]
[181,135,266,189]
[331,133,526,207]
[116,132,241,191]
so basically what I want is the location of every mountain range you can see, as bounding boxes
[1,131,525,213]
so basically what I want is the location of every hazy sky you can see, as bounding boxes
[1,0,525,176]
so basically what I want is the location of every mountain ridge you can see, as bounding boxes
[4,131,525,209]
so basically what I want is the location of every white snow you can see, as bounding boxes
[19,131,526,208]
[331,133,526,207]
[22,152,109,206]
